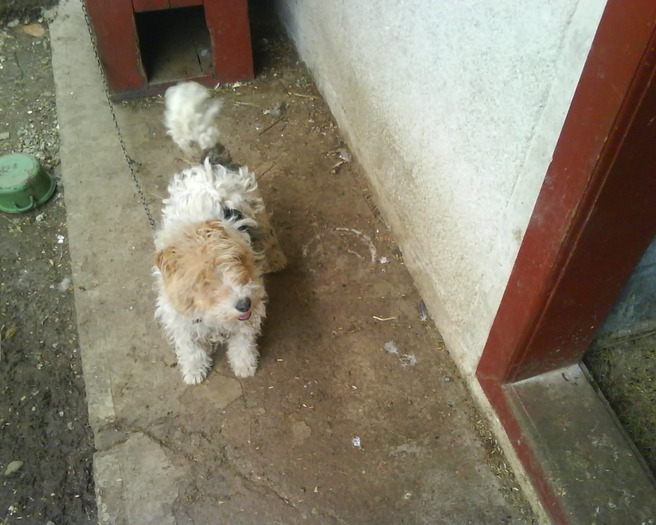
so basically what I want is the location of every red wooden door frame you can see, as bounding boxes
[476,0,656,520]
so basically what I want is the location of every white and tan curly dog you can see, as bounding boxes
[154,82,286,385]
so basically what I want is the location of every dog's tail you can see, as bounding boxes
[164,82,222,154]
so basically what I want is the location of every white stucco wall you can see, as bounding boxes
[275,0,607,375]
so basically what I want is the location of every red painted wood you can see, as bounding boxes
[478,378,569,523]
[514,72,656,381]
[476,1,656,521]
[170,0,203,8]
[477,1,656,386]
[205,0,254,82]
[86,0,253,98]
[132,0,170,12]
[85,0,145,92]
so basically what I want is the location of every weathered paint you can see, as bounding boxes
[85,0,253,99]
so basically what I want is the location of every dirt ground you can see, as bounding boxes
[2,5,534,523]
[1,1,652,523]
[585,333,656,475]
[99,4,535,521]
[0,11,96,525]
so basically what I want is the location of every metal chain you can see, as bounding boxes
[78,0,157,231]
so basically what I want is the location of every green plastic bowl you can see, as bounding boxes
[0,153,56,213]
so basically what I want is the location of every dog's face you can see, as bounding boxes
[156,220,264,322]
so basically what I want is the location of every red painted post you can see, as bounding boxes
[205,0,254,83]
[85,0,146,92]
[477,1,656,386]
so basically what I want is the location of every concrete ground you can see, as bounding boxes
[50,0,535,523]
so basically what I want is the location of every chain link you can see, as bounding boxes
[79,0,157,231]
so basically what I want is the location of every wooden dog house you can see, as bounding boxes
[84,0,254,100]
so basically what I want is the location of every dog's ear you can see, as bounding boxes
[197,219,224,238]
[156,246,206,314]
[156,247,178,275]
[156,241,223,315]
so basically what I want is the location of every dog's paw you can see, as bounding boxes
[181,365,209,385]
[182,370,207,385]
[231,360,257,378]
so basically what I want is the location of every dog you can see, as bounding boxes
[154,81,286,385]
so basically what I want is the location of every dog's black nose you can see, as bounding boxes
[235,297,251,313]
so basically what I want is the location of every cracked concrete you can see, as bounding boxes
[50,0,535,522]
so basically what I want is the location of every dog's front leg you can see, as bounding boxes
[171,329,212,385]
[227,332,259,378]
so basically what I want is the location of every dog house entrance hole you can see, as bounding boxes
[135,6,213,84]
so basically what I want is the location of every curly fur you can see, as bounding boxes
[154,82,285,384]
[164,81,223,153]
